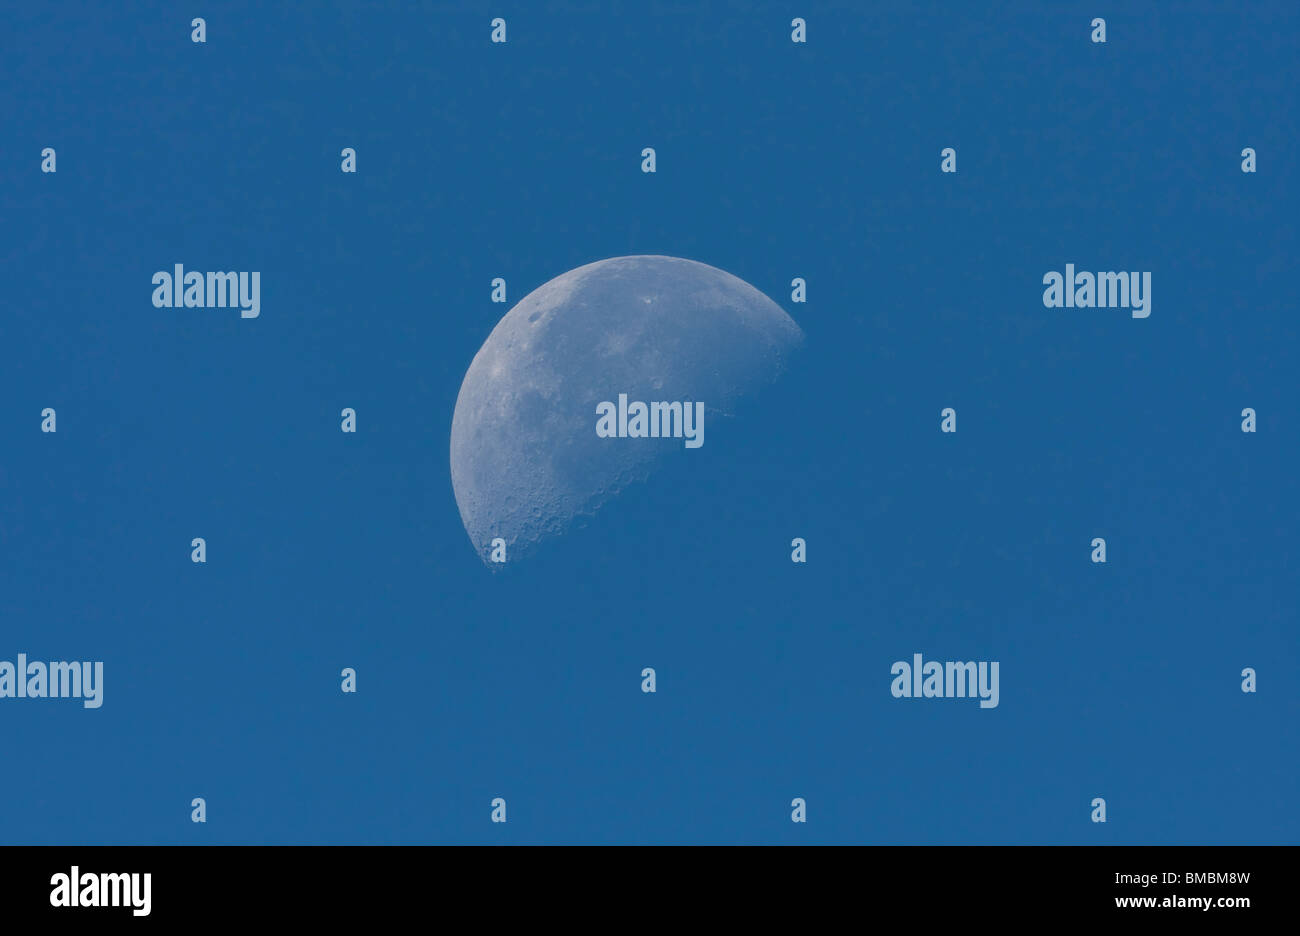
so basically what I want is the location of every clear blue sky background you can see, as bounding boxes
[2,1,1296,844]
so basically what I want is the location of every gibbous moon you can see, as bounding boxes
[450,255,803,563]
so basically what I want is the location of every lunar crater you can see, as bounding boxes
[450,255,803,564]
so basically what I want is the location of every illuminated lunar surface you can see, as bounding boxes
[450,255,803,564]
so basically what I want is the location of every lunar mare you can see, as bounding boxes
[450,255,803,563]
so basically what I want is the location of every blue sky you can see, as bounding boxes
[2,1,1296,844]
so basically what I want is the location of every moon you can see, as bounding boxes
[450,255,803,564]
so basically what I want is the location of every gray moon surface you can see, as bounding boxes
[450,255,803,563]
